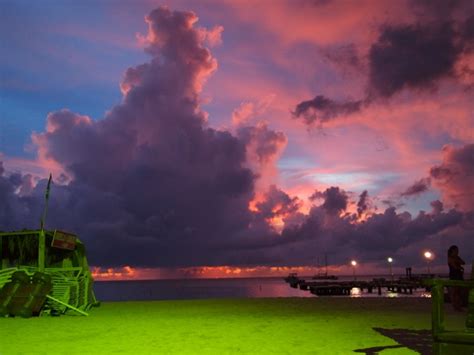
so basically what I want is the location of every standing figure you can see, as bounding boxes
[447,245,465,311]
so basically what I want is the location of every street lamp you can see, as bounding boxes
[387,257,393,281]
[424,251,433,274]
[351,260,357,280]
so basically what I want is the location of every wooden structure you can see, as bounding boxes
[424,278,474,354]
[0,175,99,317]
[0,229,99,317]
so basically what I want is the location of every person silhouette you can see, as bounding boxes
[447,245,465,311]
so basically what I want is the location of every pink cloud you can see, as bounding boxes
[430,144,474,211]
[222,0,415,47]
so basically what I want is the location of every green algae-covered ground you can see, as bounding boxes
[0,298,467,354]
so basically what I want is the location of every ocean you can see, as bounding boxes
[93,275,431,302]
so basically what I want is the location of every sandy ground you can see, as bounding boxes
[0,297,468,354]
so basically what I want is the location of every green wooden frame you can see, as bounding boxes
[424,278,474,354]
[0,230,99,316]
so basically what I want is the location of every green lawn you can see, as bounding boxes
[0,298,467,354]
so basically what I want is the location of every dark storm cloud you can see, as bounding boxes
[401,178,431,197]
[351,206,467,263]
[237,123,287,165]
[322,43,361,70]
[410,0,469,19]
[310,186,348,214]
[369,0,473,98]
[4,7,266,267]
[0,165,44,232]
[430,200,444,214]
[356,190,369,217]
[292,95,362,125]
[294,1,473,126]
[264,199,471,267]
[368,22,462,98]
[462,15,474,42]
[2,155,473,268]
[430,143,474,211]
[254,185,301,220]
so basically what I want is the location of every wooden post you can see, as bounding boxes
[45,294,89,316]
[466,287,474,330]
[467,261,474,329]
[38,174,52,272]
[0,235,5,269]
[38,230,45,272]
[432,280,444,336]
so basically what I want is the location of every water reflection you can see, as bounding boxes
[245,279,314,298]
[95,277,314,302]
[350,287,362,298]
[94,277,432,302]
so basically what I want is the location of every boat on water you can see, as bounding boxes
[0,175,99,317]
[312,254,338,280]
[312,274,338,280]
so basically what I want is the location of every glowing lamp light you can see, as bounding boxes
[350,260,357,280]
[424,251,434,274]
[387,257,394,281]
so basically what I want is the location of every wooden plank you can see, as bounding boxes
[51,230,76,250]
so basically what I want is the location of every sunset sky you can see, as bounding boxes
[1,0,473,279]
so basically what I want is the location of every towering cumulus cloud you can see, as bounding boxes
[28,7,262,267]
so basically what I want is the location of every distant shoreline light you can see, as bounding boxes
[91,262,451,281]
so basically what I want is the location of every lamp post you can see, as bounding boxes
[387,257,393,281]
[351,260,357,281]
[424,251,433,275]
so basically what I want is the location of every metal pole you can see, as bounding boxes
[325,253,328,276]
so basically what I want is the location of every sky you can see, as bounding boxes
[1,0,473,279]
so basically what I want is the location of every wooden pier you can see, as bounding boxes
[284,274,429,296]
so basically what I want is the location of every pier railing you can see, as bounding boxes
[284,275,427,296]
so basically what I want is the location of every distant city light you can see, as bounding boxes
[351,260,357,266]
[387,257,393,263]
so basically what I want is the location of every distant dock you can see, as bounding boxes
[284,273,433,296]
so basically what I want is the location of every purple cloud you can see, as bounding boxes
[401,178,431,197]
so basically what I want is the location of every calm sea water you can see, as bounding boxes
[94,275,431,302]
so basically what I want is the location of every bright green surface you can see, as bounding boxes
[0,298,466,354]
